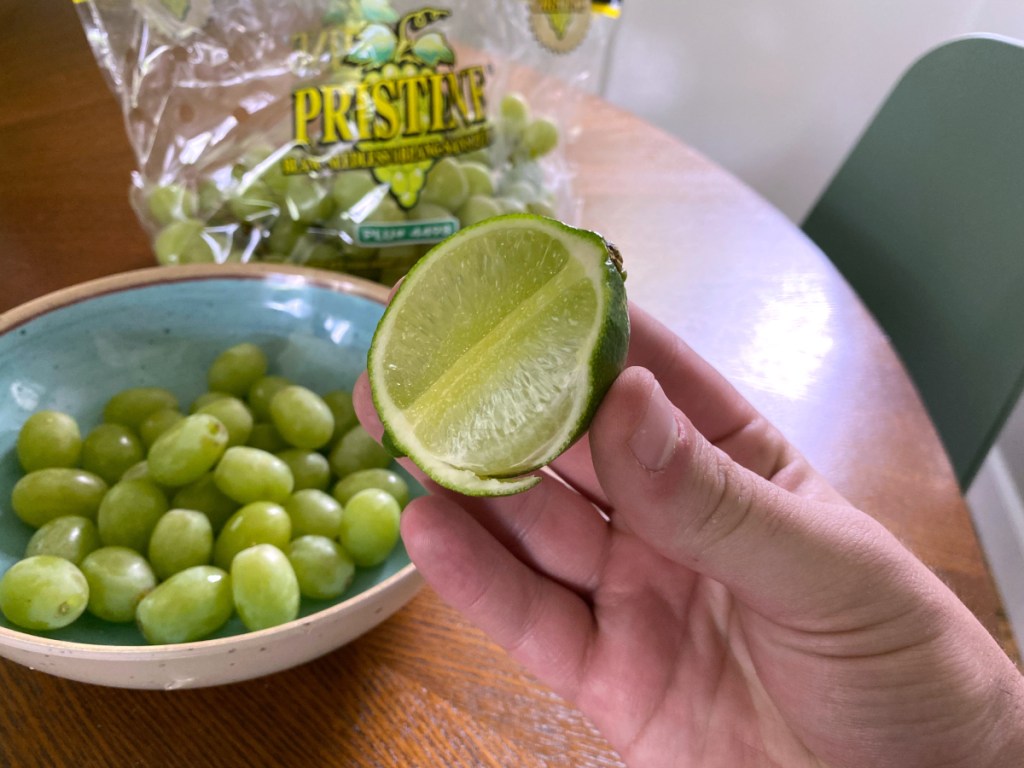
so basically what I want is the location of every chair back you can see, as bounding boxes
[802,34,1024,488]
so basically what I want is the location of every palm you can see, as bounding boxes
[570,534,802,766]
[355,304,1022,767]
[466,451,833,767]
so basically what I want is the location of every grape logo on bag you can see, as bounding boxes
[289,5,491,210]
[527,0,620,55]
[528,0,589,54]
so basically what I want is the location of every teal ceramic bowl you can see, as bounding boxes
[0,264,422,688]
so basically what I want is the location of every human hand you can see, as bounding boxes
[353,303,1024,767]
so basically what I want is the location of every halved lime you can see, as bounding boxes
[367,214,629,496]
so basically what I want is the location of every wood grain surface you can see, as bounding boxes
[0,1,1016,766]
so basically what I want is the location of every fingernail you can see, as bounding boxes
[629,381,678,471]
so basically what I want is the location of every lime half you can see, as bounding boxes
[367,214,629,496]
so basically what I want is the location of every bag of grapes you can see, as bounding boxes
[72,0,621,284]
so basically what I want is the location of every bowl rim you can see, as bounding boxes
[0,263,419,656]
[0,263,391,334]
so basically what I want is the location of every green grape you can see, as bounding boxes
[256,155,289,196]
[496,197,527,214]
[331,171,378,211]
[230,544,300,631]
[17,410,82,471]
[197,396,254,447]
[522,117,560,158]
[303,241,344,267]
[275,449,331,492]
[421,158,469,210]
[148,508,214,580]
[287,235,317,263]
[266,218,307,255]
[526,200,557,218]
[147,183,198,226]
[247,375,292,421]
[138,407,185,450]
[499,93,531,135]
[246,422,289,453]
[80,546,157,623]
[81,423,145,485]
[461,162,495,197]
[213,446,295,504]
[0,555,89,630]
[103,387,179,430]
[328,425,392,478]
[287,535,355,600]
[324,213,377,259]
[501,179,541,204]
[12,468,108,527]
[189,391,231,413]
[337,488,401,567]
[332,468,409,509]
[407,201,455,222]
[504,158,546,187]
[171,473,238,533]
[25,516,100,565]
[461,148,492,167]
[321,390,359,444]
[135,565,233,644]
[208,343,268,397]
[213,501,292,570]
[283,176,335,224]
[197,178,223,217]
[236,145,288,195]
[227,180,278,222]
[153,219,218,265]
[147,413,230,487]
[366,195,407,223]
[285,488,343,539]
[456,195,503,228]
[269,385,334,450]
[96,478,169,553]
[377,245,421,280]
[119,460,165,487]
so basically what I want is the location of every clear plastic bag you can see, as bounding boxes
[74,0,621,284]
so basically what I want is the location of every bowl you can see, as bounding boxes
[0,264,423,689]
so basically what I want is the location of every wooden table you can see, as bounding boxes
[0,1,1016,766]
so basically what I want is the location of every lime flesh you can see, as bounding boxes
[368,214,629,496]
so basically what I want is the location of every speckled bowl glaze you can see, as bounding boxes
[0,264,423,689]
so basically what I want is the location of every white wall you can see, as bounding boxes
[602,0,1024,222]
[599,0,1024,642]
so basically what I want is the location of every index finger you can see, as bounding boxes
[624,303,761,443]
[549,302,802,497]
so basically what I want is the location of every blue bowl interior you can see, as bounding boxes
[0,274,418,646]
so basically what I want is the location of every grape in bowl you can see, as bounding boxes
[0,264,423,689]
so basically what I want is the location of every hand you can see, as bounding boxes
[353,303,1024,767]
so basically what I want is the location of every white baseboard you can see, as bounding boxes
[966,447,1024,646]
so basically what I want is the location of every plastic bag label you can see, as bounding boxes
[356,217,458,246]
[527,0,621,55]
[290,6,490,210]
[72,0,618,282]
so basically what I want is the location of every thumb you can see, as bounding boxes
[590,367,916,619]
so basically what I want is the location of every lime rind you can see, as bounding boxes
[368,214,628,497]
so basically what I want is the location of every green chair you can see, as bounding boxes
[802,34,1024,489]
